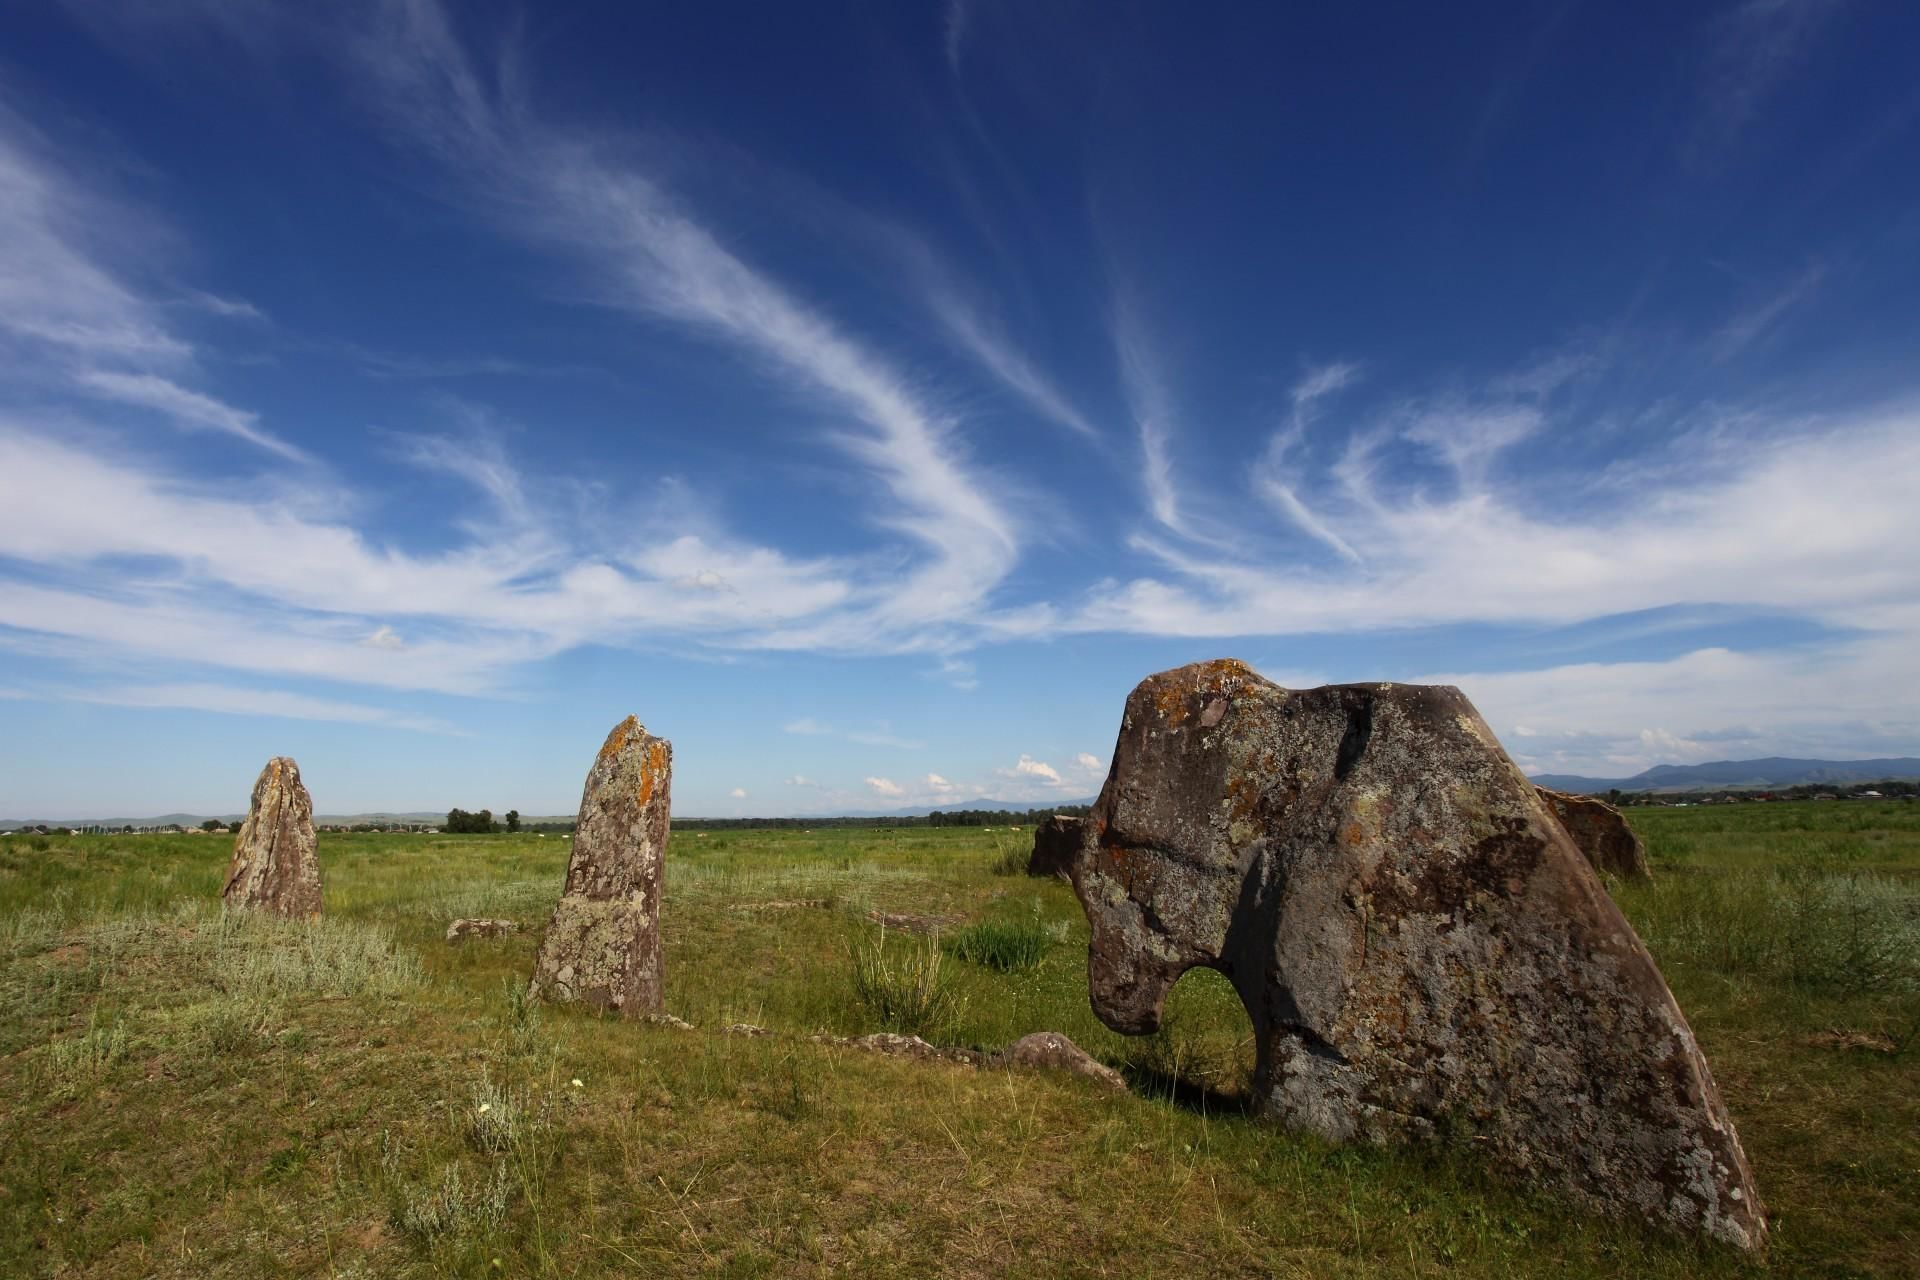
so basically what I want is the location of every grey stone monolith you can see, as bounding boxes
[223,756,322,918]
[527,717,670,1015]
[1063,659,1764,1250]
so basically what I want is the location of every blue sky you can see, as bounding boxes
[3,0,1918,818]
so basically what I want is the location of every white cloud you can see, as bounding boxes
[779,717,923,749]
[925,772,955,794]
[1421,633,1920,777]
[1010,754,1061,784]
[728,786,747,799]
[13,681,461,734]
[1069,402,1920,642]
[1074,752,1104,774]
[864,776,905,797]
[784,774,815,787]
[0,426,861,691]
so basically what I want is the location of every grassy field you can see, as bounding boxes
[1,802,1916,1278]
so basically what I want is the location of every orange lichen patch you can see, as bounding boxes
[597,716,640,768]
[1151,678,1192,725]
[636,738,669,808]
[1195,657,1254,685]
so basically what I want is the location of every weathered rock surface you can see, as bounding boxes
[527,717,670,1016]
[1064,660,1765,1250]
[1027,815,1084,879]
[223,757,322,918]
[1000,1031,1127,1092]
[1536,786,1654,882]
[446,918,520,943]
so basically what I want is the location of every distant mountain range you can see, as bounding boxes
[1529,757,1920,795]
[19,761,1915,828]
[0,799,1094,829]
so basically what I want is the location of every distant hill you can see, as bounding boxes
[0,801,1091,830]
[1530,757,1920,795]
[2,811,462,830]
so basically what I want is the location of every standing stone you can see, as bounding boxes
[527,717,670,1015]
[223,756,322,918]
[1064,660,1765,1250]
[1027,815,1084,879]
[1536,786,1653,882]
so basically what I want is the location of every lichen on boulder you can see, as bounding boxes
[222,756,322,918]
[1063,659,1765,1250]
[527,716,670,1016]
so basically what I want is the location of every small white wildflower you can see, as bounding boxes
[570,1078,584,1088]
[478,1102,491,1114]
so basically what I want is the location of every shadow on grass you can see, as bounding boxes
[1119,1062,1258,1117]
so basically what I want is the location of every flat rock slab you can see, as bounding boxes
[223,757,322,918]
[446,918,520,943]
[1064,660,1764,1250]
[1536,786,1654,882]
[528,717,670,1016]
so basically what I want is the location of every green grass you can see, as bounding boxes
[0,805,1916,1276]
[946,915,1061,972]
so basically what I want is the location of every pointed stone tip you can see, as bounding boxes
[596,716,653,768]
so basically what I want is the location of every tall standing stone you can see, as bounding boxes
[1027,814,1084,878]
[1064,660,1765,1250]
[223,756,322,918]
[528,716,670,1015]
[1537,786,1654,882]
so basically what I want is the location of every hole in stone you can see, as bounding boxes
[1119,966,1258,1115]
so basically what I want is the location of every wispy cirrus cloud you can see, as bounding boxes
[74,370,309,461]
[782,718,925,749]
[1109,282,1183,535]
[0,109,301,459]
[1062,391,1920,641]
[1710,261,1827,360]
[348,0,1021,653]
[1691,0,1844,162]
[7,681,464,735]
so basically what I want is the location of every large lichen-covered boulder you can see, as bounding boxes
[1536,786,1653,882]
[1064,660,1765,1250]
[223,756,322,918]
[528,717,670,1015]
[1027,814,1084,878]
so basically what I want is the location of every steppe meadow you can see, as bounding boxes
[3,801,1916,1277]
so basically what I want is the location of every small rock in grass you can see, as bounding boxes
[446,918,519,943]
[998,1031,1127,1093]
